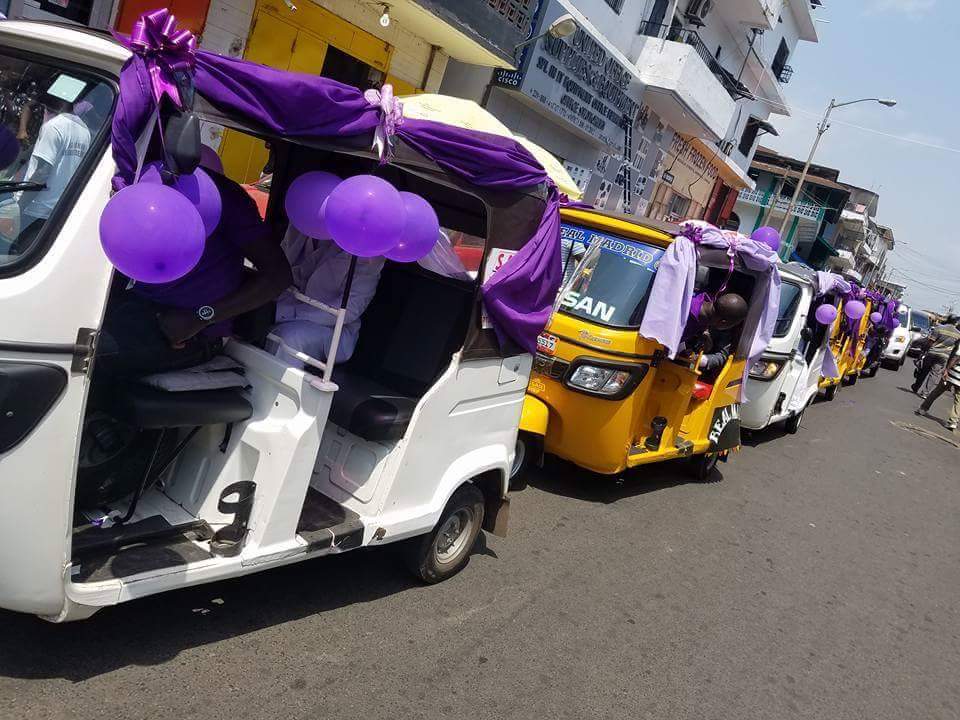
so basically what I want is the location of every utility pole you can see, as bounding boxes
[778,97,897,256]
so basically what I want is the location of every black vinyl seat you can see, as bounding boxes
[326,262,474,443]
[113,384,253,429]
[329,367,417,442]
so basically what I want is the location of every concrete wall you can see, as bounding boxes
[200,0,448,90]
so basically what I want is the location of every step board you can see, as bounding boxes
[297,488,364,552]
[72,517,214,583]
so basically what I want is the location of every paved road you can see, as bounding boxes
[2,365,958,720]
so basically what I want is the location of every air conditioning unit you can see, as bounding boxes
[684,0,712,26]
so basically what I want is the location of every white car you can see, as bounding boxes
[882,305,912,369]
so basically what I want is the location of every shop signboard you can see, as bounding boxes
[493,0,643,151]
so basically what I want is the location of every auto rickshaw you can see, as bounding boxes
[512,211,780,485]
[818,289,874,399]
[0,17,561,620]
[741,264,849,434]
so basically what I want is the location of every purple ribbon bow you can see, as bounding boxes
[363,84,403,164]
[116,9,197,110]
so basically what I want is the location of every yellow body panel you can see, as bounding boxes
[524,209,743,476]
[520,395,549,436]
[819,298,874,388]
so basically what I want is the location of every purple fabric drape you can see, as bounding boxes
[811,271,849,380]
[110,50,561,353]
[637,221,781,401]
[814,271,851,298]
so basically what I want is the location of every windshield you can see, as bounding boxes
[898,307,910,327]
[774,282,803,338]
[1,52,114,266]
[557,224,665,329]
[912,312,931,332]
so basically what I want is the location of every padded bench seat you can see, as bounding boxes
[329,367,418,442]
[113,384,253,429]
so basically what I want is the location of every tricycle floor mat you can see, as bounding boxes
[297,488,363,552]
[73,535,212,583]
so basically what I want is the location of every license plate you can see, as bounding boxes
[537,333,558,355]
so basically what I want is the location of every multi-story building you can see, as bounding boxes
[440,0,649,211]
[635,0,822,223]
[732,145,849,268]
[438,0,821,213]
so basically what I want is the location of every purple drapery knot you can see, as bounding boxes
[679,223,705,245]
[363,84,403,164]
[114,9,196,110]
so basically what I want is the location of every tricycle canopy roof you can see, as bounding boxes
[108,9,563,354]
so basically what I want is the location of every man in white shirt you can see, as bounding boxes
[15,101,91,252]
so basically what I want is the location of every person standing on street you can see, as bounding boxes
[916,339,960,431]
[911,316,960,397]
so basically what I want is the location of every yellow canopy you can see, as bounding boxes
[400,93,584,201]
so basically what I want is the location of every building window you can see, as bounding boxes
[667,193,692,220]
[739,119,761,156]
[487,0,538,35]
[771,38,790,80]
[603,0,625,12]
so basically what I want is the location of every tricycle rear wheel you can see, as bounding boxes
[688,452,720,482]
[405,483,485,584]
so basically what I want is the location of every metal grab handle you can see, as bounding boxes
[288,288,340,317]
[267,333,328,374]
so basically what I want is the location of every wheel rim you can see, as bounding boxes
[510,437,527,478]
[435,508,475,565]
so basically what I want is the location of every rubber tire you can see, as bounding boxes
[784,408,804,434]
[688,452,720,483]
[824,384,838,401]
[508,432,535,491]
[405,483,485,584]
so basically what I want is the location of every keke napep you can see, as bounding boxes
[513,213,782,483]
[0,14,567,620]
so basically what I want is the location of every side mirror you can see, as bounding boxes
[800,327,813,342]
[910,326,921,333]
[161,110,202,176]
[159,73,201,176]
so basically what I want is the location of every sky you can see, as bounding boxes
[760,0,960,314]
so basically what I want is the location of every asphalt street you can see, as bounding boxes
[1,364,958,720]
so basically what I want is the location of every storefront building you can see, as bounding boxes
[440,0,648,212]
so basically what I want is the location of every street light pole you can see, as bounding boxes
[777,100,834,240]
[776,97,897,257]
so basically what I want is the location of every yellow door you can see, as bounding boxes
[219,11,297,183]
[288,33,328,75]
[217,2,395,183]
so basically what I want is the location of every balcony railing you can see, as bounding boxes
[776,64,794,84]
[738,188,825,222]
[637,22,753,100]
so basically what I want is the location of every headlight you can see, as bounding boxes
[749,358,785,380]
[564,361,646,398]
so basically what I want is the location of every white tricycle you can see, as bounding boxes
[0,21,551,621]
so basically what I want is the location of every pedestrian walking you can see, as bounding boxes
[911,316,960,397]
[917,340,960,431]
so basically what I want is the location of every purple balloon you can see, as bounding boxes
[869,311,883,324]
[892,318,901,328]
[815,303,838,326]
[199,143,223,175]
[751,226,781,252]
[0,125,18,170]
[325,175,405,257]
[285,171,341,239]
[844,300,866,321]
[140,162,222,237]
[100,184,205,284]
[385,192,440,262]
